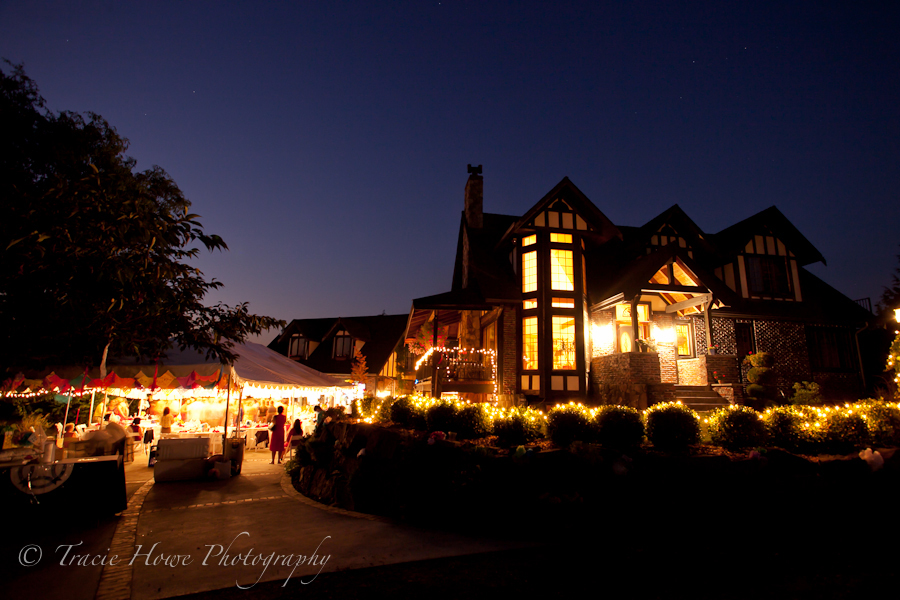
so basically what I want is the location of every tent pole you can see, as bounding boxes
[88,391,96,426]
[63,392,72,428]
[223,367,232,442]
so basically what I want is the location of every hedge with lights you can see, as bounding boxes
[707,405,767,451]
[593,405,644,450]
[352,395,900,454]
[645,401,701,451]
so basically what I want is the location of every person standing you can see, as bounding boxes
[269,405,287,464]
[160,406,174,434]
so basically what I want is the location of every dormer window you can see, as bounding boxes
[746,255,792,297]
[288,334,307,360]
[333,330,353,359]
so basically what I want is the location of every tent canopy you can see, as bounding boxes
[14,341,350,391]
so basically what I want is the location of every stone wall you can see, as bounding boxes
[595,383,649,409]
[713,384,744,405]
[591,352,661,387]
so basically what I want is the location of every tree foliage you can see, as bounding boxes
[0,62,283,373]
[877,244,900,323]
[350,349,368,388]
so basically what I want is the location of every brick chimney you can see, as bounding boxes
[464,164,483,229]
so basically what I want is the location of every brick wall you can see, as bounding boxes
[648,383,676,406]
[590,310,616,357]
[677,358,706,385]
[713,384,744,405]
[650,312,678,383]
[696,316,862,401]
[500,305,517,398]
[595,383,649,409]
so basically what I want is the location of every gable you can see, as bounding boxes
[499,177,621,247]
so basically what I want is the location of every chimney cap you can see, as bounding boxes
[467,164,483,175]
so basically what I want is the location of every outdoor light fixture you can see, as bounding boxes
[895,307,900,323]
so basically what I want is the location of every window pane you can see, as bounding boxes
[522,234,536,246]
[746,256,791,296]
[523,299,538,309]
[552,297,575,308]
[550,249,574,290]
[522,251,537,293]
[550,233,572,243]
[676,324,691,356]
[552,316,576,370]
[523,317,538,370]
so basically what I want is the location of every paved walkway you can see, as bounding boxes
[7,449,528,600]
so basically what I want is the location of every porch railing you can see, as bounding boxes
[414,347,497,395]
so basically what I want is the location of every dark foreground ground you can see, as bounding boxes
[177,529,898,600]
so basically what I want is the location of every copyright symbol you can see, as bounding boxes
[19,544,42,566]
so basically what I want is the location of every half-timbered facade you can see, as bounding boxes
[406,166,870,408]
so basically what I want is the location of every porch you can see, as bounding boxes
[413,347,498,399]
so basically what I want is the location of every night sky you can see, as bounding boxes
[2,1,899,342]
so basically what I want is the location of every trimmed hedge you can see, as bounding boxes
[547,403,591,447]
[592,405,644,450]
[645,402,701,451]
[707,405,767,451]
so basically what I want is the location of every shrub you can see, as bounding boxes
[822,410,869,453]
[457,403,492,439]
[747,352,774,368]
[707,405,767,451]
[790,381,822,406]
[390,397,415,426]
[493,407,544,446]
[547,403,591,447]
[592,405,644,449]
[746,367,771,385]
[375,397,395,423]
[324,406,345,422]
[425,400,458,433]
[762,406,803,449]
[860,401,900,447]
[645,402,700,451]
[358,396,378,419]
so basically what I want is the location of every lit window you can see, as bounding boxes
[676,323,692,356]
[552,316,576,370]
[522,234,536,247]
[522,251,537,293]
[523,299,538,310]
[615,304,649,323]
[549,249,574,291]
[523,317,538,370]
[550,233,572,244]
[552,297,575,308]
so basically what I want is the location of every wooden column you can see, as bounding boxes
[631,296,640,347]
[703,300,714,352]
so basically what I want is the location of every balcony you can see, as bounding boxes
[414,347,497,396]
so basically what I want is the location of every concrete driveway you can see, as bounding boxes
[6,448,528,600]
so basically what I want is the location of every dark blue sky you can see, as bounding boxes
[2,1,898,340]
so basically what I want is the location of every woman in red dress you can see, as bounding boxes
[269,405,287,464]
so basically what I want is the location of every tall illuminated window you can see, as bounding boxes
[676,323,692,356]
[552,316,576,370]
[522,251,537,293]
[550,249,574,291]
[523,317,538,370]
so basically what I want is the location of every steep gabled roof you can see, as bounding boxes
[498,177,622,247]
[589,243,740,309]
[451,211,521,302]
[622,204,717,257]
[712,206,826,267]
[269,314,408,376]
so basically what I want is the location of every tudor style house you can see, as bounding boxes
[269,314,412,396]
[405,165,871,409]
